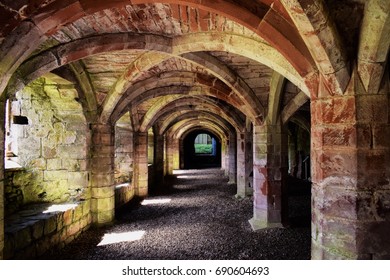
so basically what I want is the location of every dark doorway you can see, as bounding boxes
[183,130,221,169]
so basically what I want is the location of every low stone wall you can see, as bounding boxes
[4,184,138,259]
[4,201,91,259]
[115,183,135,208]
[4,168,24,215]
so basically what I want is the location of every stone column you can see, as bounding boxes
[153,129,165,189]
[133,131,148,197]
[221,139,227,172]
[311,73,390,259]
[228,133,236,183]
[166,137,179,174]
[90,123,115,226]
[0,100,4,259]
[249,122,288,230]
[179,139,184,169]
[172,138,180,171]
[236,128,253,197]
[166,135,174,175]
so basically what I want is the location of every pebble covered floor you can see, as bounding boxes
[40,168,311,260]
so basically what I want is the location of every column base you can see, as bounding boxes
[91,209,115,226]
[248,217,283,231]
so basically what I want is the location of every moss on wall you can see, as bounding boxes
[5,74,90,213]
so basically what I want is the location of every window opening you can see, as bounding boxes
[194,133,215,155]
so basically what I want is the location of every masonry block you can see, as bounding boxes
[357,150,387,173]
[91,174,114,187]
[63,209,73,226]
[311,148,357,181]
[92,209,115,225]
[91,196,115,213]
[31,220,44,240]
[73,205,84,221]
[82,200,91,216]
[91,186,114,199]
[356,94,388,123]
[321,186,358,220]
[373,124,390,148]
[15,227,32,250]
[44,215,57,235]
[311,97,356,124]
[67,221,80,236]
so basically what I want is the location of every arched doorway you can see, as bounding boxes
[182,130,221,169]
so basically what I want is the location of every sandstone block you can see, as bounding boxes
[91,186,114,199]
[15,227,31,250]
[67,221,80,236]
[63,209,73,226]
[46,158,63,170]
[44,215,57,235]
[82,200,91,216]
[73,205,83,221]
[31,220,44,240]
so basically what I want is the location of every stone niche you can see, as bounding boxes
[5,73,90,215]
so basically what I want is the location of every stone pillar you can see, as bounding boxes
[153,129,165,189]
[166,136,174,175]
[114,125,133,185]
[90,124,115,226]
[228,133,236,183]
[166,137,179,174]
[179,140,184,169]
[221,139,227,172]
[249,122,288,230]
[0,100,4,259]
[172,138,180,171]
[311,73,390,259]
[133,131,148,197]
[236,127,253,197]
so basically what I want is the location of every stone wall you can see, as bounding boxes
[114,124,133,185]
[114,118,135,207]
[3,74,92,259]
[4,168,24,215]
[5,74,90,211]
[115,183,135,209]
[4,201,90,259]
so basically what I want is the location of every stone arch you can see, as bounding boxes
[0,0,321,95]
[159,111,236,136]
[140,96,243,133]
[181,128,222,169]
[110,72,246,124]
[358,0,390,93]
[7,32,307,123]
[280,0,350,94]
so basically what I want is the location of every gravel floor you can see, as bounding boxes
[40,168,311,260]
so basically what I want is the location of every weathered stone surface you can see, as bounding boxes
[1,0,390,262]
[31,220,44,240]
[44,215,57,235]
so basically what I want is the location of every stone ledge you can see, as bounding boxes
[4,201,90,259]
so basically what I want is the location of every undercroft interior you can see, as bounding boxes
[0,0,389,260]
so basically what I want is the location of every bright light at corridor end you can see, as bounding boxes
[97,231,146,246]
[141,198,171,205]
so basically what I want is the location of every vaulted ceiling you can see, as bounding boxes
[0,0,384,138]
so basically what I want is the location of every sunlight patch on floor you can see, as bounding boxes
[97,231,146,246]
[141,198,172,205]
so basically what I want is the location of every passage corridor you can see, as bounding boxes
[41,169,310,260]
